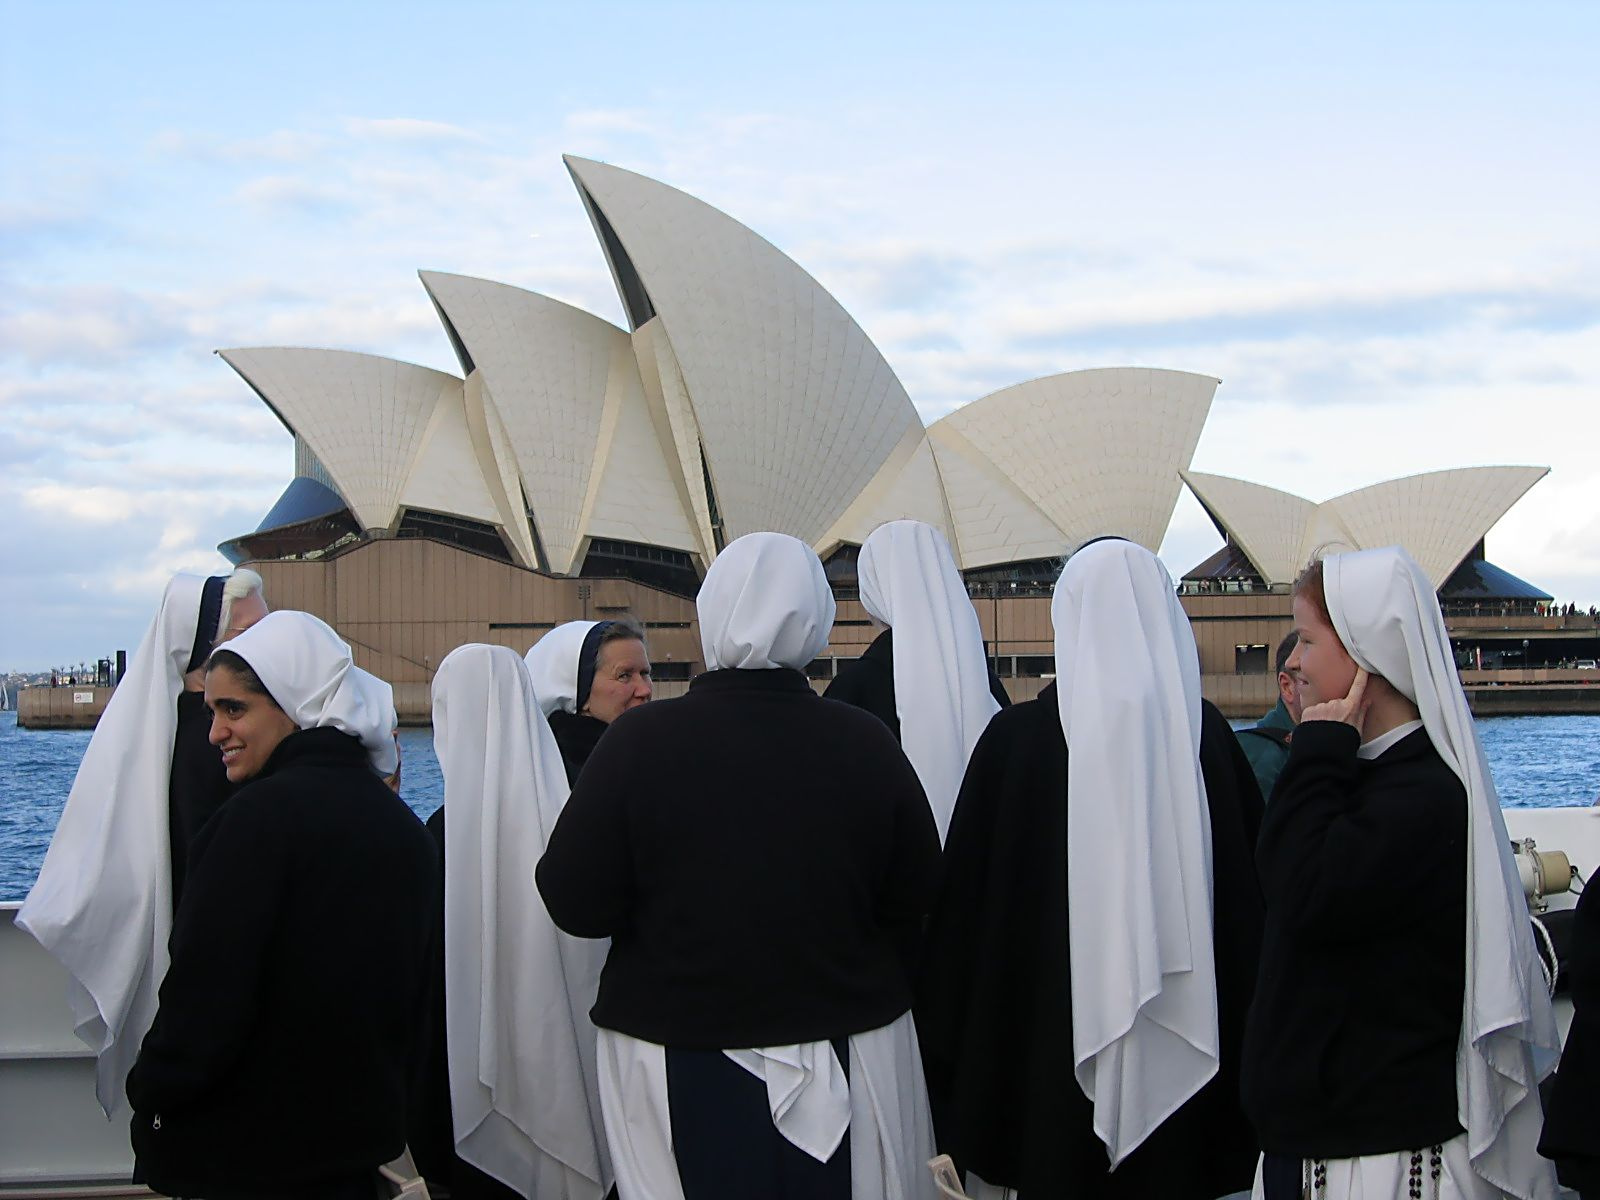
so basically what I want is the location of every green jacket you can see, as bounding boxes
[1238,698,1294,803]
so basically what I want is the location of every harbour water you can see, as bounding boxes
[2,710,1598,902]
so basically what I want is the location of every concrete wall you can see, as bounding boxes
[17,686,112,730]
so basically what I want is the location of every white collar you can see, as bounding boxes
[1357,718,1424,760]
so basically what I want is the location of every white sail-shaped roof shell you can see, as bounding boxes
[1181,471,1328,586]
[219,348,457,533]
[565,155,924,549]
[1184,465,1549,588]
[397,379,502,526]
[421,271,622,574]
[930,367,1218,565]
[928,425,1071,568]
[1327,466,1549,588]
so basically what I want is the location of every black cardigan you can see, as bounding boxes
[916,685,1265,1198]
[127,727,440,1200]
[823,628,1011,741]
[536,667,941,1048]
[1241,721,1467,1159]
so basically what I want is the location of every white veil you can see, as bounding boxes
[1052,539,1218,1166]
[856,520,999,843]
[17,573,205,1115]
[698,533,834,671]
[433,644,609,1198]
[525,621,601,718]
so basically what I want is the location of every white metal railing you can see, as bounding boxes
[0,903,138,1192]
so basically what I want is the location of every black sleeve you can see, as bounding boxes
[822,662,867,706]
[917,721,1006,1088]
[1202,701,1265,850]
[871,730,941,979]
[126,792,288,1114]
[1540,882,1600,1192]
[535,721,637,939]
[1255,721,1462,942]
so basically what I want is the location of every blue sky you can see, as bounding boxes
[3,0,1597,668]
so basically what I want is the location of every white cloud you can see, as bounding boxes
[343,117,487,145]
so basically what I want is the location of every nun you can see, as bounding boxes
[916,538,1265,1198]
[823,519,1007,843]
[1240,548,1559,1199]
[525,618,652,785]
[18,568,266,1120]
[169,567,269,903]
[414,644,610,1200]
[537,532,942,1199]
[124,611,439,1200]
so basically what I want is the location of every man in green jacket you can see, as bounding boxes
[1238,631,1302,802]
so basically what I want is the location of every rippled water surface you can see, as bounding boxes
[4,710,1598,900]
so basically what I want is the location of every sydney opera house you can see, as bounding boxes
[218,156,1591,717]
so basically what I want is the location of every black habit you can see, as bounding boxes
[1539,876,1600,1196]
[1241,722,1467,1159]
[537,666,942,1048]
[167,688,235,908]
[823,627,1011,740]
[127,727,440,1200]
[410,808,524,1200]
[545,708,609,788]
[916,684,1265,1198]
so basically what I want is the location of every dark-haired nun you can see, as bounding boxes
[125,611,436,1199]
[525,619,652,785]
[18,568,265,1119]
[824,519,1005,843]
[416,644,610,1199]
[537,532,942,1200]
[917,538,1265,1199]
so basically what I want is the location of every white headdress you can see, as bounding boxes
[525,621,601,718]
[1052,539,1218,1166]
[856,520,999,844]
[432,644,609,1197]
[18,573,204,1115]
[698,533,834,671]
[223,610,398,775]
[1322,546,1559,1199]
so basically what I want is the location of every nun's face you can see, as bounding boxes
[1287,595,1359,712]
[582,638,653,724]
[205,664,298,782]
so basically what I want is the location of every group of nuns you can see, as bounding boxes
[17,519,1593,1200]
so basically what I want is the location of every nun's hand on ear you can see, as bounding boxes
[1303,668,1370,734]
